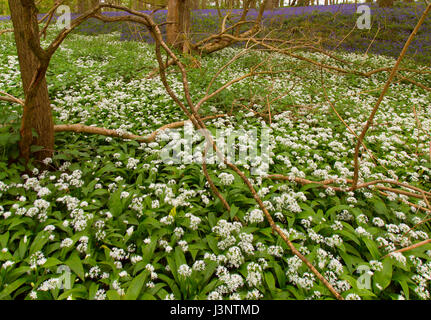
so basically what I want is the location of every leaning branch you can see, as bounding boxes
[0,91,24,106]
[54,115,225,142]
[384,239,431,258]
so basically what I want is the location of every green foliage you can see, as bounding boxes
[0,21,430,301]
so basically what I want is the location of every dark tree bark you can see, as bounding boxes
[8,0,54,163]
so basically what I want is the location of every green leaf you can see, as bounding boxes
[371,198,389,215]
[107,289,122,300]
[230,204,239,220]
[206,235,219,255]
[41,257,63,268]
[200,278,218,295]
[272,263,286,289]
[158,274,182,299]
[29,233,49,255]
[18,237,29,260]
[90,188,109,197]
[362,238,381,260]
[202,261,218,284]
[174,246,187,267]
[336,229,361,246]
[0,231,9,247]
[125,271,148,300]
[373,258,392,291]
[208,212,216,228]
[108,189,123,216]
[65,252,85,281]
[0,278,28,299]
[89,282,99,300]
[265,272,276,291]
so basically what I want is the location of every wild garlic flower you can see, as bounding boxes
[244,209,264,224]
[219,172,235,186]
[178,264,192,278]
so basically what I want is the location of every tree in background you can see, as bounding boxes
[166,0,191,51]
[78,0,101,13]
[378,0,394,7]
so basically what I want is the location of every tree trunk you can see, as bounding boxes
[90,0,101,13]
[166,0,191,52]
[77,0,101,13]
[131,0,145,10]
[78,0,87,12]
[138,0,146,10]
[191,0,199,9]
[265,0,274,10]
[9,0,54,163]
[378,0,394,7]
[167,0,179,45]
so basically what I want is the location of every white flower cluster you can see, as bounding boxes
[246,262,263,287]
[244,209,264,224]
[219,172,235,185]
[178,264,192,278]
[185,212,202,230]
[272,190,306,213]
[30,251,47,269]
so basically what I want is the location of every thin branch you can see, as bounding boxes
[202,141,232,213]
[39,0,64,39]
[384,239,431,258]
[0,91,24,106]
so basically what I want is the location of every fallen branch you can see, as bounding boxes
[266,174,431,200]
[384,239,431,258]
[0,29,13,36]
[54,115,225,142]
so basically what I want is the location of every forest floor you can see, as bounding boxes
[0,13,431,300]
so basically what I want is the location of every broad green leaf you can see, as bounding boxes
[41,257,63,268]
[65,252,85,281]
[373,257,392,290]
[362,238,381,260]
[265,271,276,291]
[125,271,148,300]
[0,278,28,299]
[107,289,122,300]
